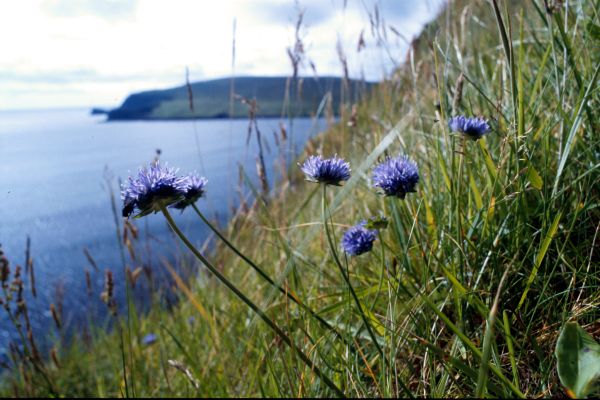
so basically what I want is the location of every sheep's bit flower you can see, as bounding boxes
[172,174,208,210]
[372,155,419,199]
[300,155,351,186]
[342,222,378,256]
[122,162,205,218]
[448,115,491,140]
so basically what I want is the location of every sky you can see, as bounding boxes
[0,0,444,110]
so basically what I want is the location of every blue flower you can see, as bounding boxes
[341,222,377,256]
[448,115,491,140]
[172,173,208,210]
[121,161,189,218]
[372,155,419,199]
[299,155,351,185]
[142,333,158,346]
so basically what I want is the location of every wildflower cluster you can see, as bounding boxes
[299,154,420,256]
[121,162,207,218]
[127,112,486,246]
[299,114,490,256]
[299,154,421,199]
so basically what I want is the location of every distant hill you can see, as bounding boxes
[103,76,375,121]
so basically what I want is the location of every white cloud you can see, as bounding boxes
[0,0,443,109]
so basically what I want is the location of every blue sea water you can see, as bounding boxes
[0,108,326,355]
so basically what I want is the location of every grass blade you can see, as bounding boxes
[517,211,562,311]
[552,63,600,195]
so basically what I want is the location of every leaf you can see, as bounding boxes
[556,322,600,398]
[478,139,498,181]
[587,21,600,41]
[469,172,484,210]
[527,166,543,190]
[487,196,496,222]
[359,301,385,337]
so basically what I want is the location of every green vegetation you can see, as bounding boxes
[3,0,600,397]
[105,76,373,120]
[556,322,600,398]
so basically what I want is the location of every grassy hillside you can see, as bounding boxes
[106,76,373,120]
[2,0,600,397]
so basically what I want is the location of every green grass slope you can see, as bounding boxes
[2,0,599,397]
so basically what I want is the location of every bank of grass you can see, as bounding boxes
[2,0,600,397]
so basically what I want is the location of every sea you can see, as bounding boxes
[0,108,326,356]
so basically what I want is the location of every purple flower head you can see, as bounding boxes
[142,333,158,346]
[342,222,377,256]
[121,161,189,218]
[299,155,351,186]
[372,155,419,199]
[448,115,491,140]
[172,173,208,210]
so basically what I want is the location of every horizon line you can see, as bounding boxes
[0,74,382,112]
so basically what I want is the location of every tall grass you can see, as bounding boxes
[1,0,599,397]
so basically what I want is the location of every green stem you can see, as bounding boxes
[320,186,388,368]
[457,135,465,283]
[453,136,465,335]
[369,232,386,314]
[320,187,414,398]
[475,268,508,398]
[123,258,135,397]
[160,206,344,397]
[191,203,353,350]
[119,326,130,398]
[388,198,417,283]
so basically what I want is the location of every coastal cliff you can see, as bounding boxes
[103,76,374,120]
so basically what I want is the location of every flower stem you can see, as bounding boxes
[160,205,344,397]
[457,135,466,282]
[190,203,353,351]
[456,136,466,330]
[320,185,387,366]
[369,231,386,314]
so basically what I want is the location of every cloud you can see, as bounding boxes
[244,0,333,27]
[0,0,445,109]
[372,1,421,20]
[0,68,198,85]
[41,0,138,20]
